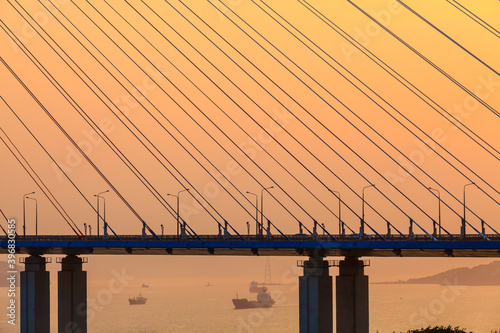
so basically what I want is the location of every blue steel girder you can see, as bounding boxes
[1,237,500,257]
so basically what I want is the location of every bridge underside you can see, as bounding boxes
[2,240,500,257]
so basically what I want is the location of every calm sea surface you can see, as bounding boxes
[1,283,500,332]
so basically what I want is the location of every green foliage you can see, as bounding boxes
[404,326,472,333]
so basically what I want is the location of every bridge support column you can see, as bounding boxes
[21,255,50,333]
[299,257,333,333]
[58,255,87,333]
[336,257,369,333]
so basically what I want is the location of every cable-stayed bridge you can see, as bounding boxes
[2,234,500,257]
[0,0,499,332]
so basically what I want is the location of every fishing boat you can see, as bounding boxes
[128,292,148,305]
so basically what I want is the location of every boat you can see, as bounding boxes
[206,282,212,287]
[128,293,148,305]
[141,283,149,288]
[232,290,275,309]
[249,281,266,293]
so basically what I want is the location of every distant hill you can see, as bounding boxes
[388,261,500,286]
[0,260,22,287]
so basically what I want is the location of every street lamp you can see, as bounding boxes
[246,222,250,236]
[330,190,342,235]
[167,188,190,238]
[428,187,441,237]
[26,197,37,236]
[94,190,109,237]
[246,191,259,235]
[463,182,475,238]
[463,182,475,222]
[361,184,375,237]
[261,186,274,236]
[23,191,35,236]
[362,185,375,221]
[161,224,164,236]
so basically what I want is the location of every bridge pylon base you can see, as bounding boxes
[299,256,333,333]
[58,255,87,333]
[21,255,50,333]
[336,256,369,333]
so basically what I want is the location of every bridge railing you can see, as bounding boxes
[1,233,499,242]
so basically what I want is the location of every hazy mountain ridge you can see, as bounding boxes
[391,261,500,286]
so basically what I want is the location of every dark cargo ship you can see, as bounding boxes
[249,281,266,293]
[232,289,275,309]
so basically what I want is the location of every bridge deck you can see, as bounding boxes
[1,235,500,257]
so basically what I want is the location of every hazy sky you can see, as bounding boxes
[1,0,499,278]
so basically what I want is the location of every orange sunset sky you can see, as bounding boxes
[0,0,499,281]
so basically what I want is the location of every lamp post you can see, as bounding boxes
[161,224,164,236]
[246,191,259,235]
[261,186,274,236]
[463,182,475,238]
[23,191,35,236]
[26,196,37,236]
[362,185,375,221]
[428,187,441,237]
[331,190,341,235]
[94,190,109,237]
[84,223,87,236]
[167,188,190,238]
[463,182,475,222]
[361,184,375,237]
[246,222,250,236]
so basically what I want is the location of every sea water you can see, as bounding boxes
[1,283,499,332]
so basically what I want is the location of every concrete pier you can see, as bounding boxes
[58,255,87,333]
[336,257,369,333]
[21,255,50,333]
[299,257,333,333]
